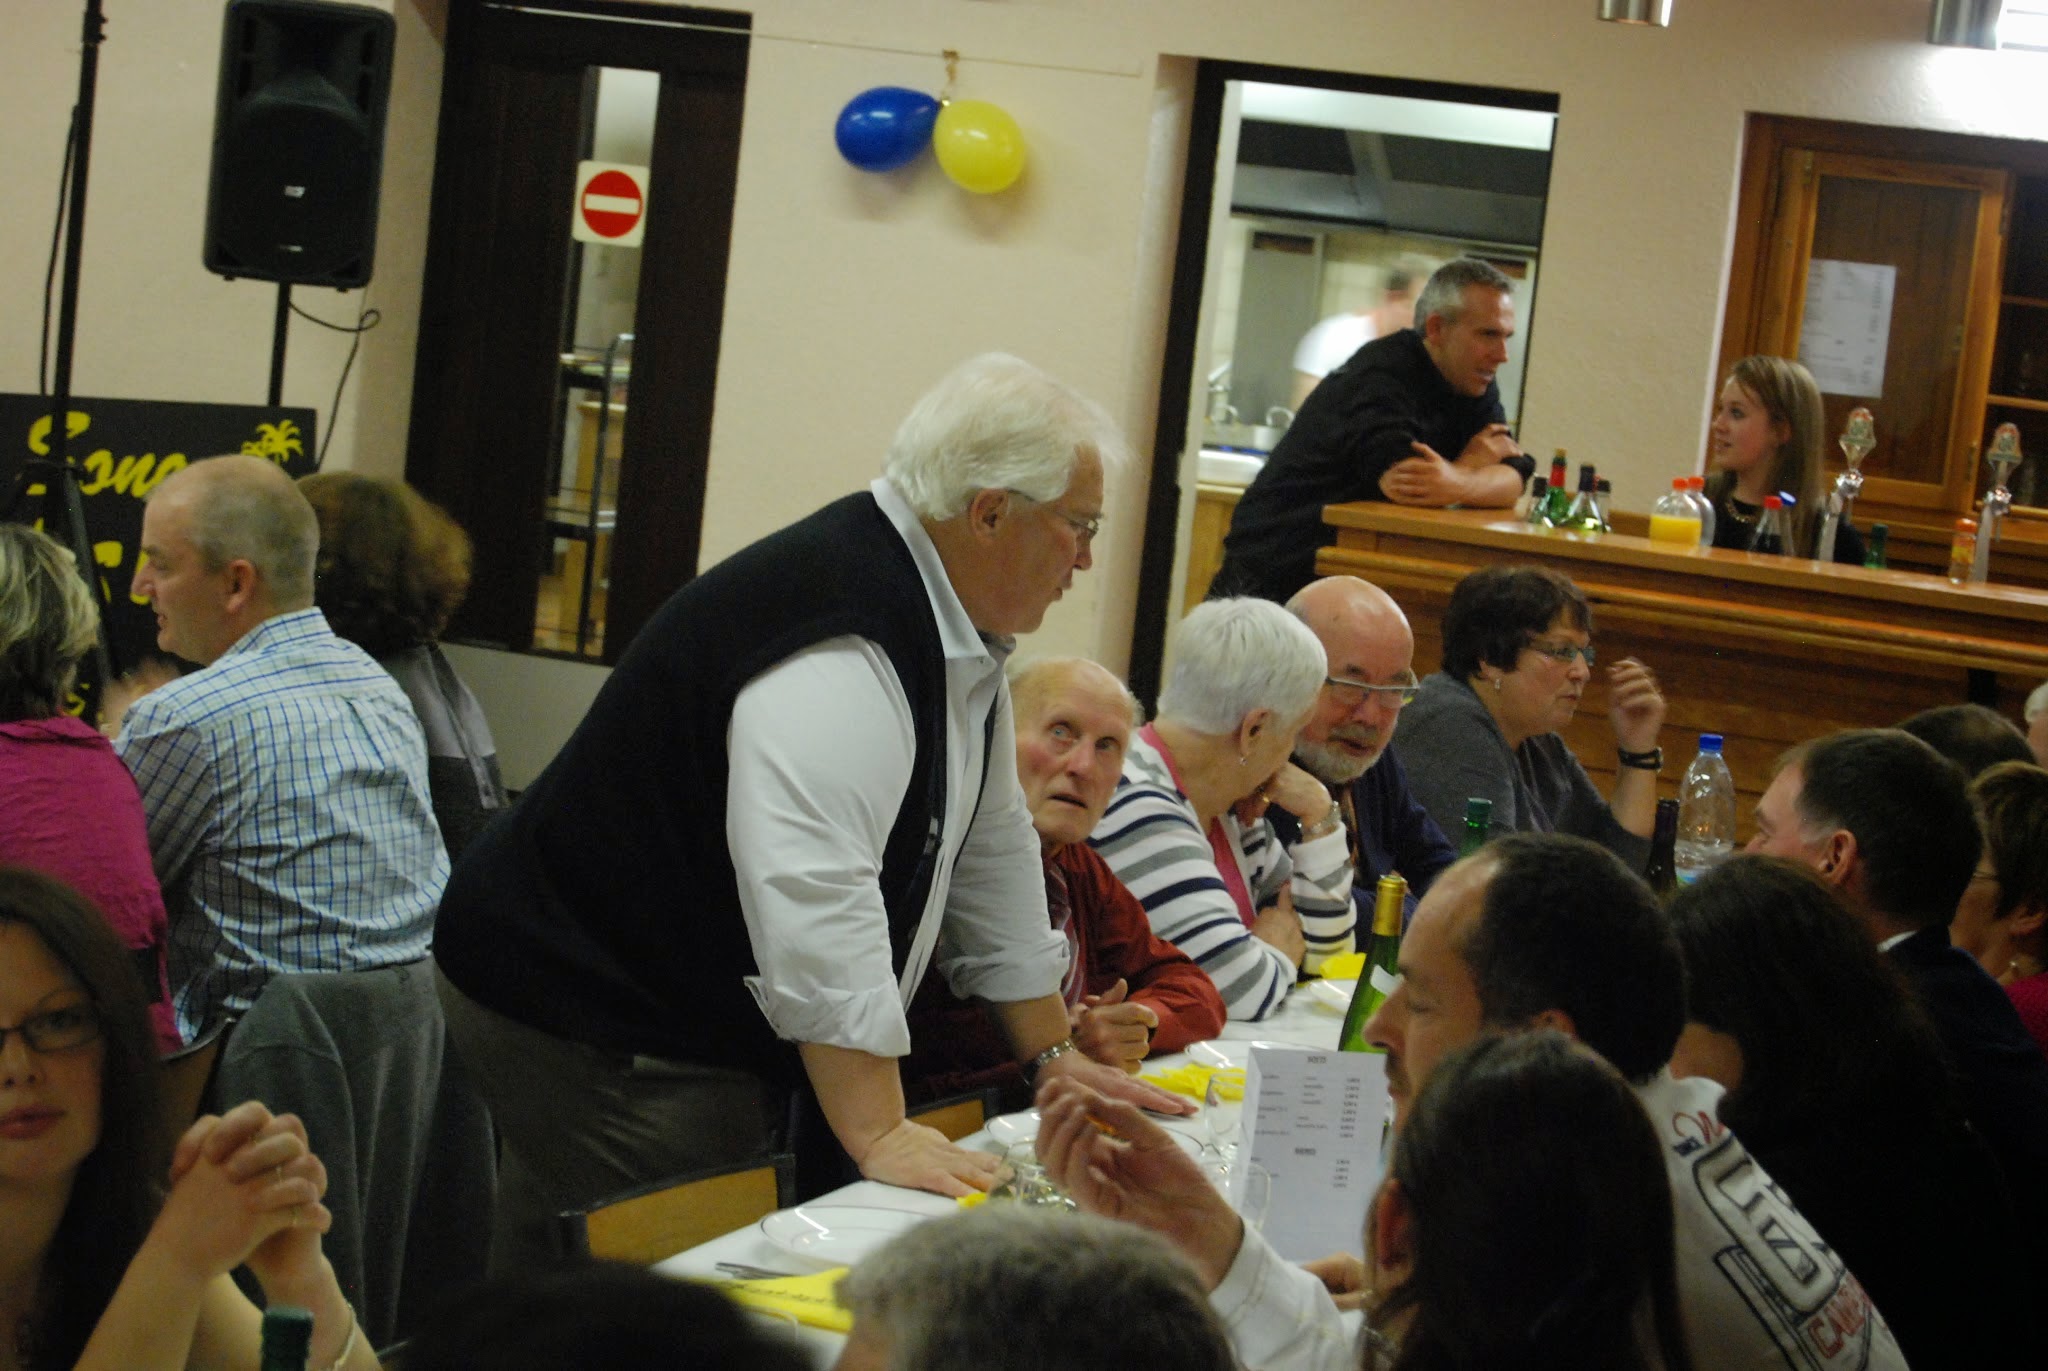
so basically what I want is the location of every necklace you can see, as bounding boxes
[1721,491,1758,524]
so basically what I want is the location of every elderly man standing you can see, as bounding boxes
[433,354,1187,1259]
[1276,577,1455,916]
[114,454,447,1039]
[903,658,1226,1105]
[1214,258,1533,604]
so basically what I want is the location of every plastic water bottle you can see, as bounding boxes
[1675,734,1735,885]
[1687,476,1716,547]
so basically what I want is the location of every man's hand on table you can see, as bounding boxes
[1379,443,1465,506]
[1071,979,1158,1074]
[1035,1077,1242,1289]
[854,1119,1001,1198]
[1037,1042,1196,1116]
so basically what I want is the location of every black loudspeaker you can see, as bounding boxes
[203,0,395,288]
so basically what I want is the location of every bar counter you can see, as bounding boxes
[1313,504,2048,831]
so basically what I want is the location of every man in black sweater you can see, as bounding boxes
[1212,257,1533,604]
[1749,727,2048,1252]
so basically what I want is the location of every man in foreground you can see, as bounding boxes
[1213,257,1533,603]
[1039,834,1906,1371]
[432,354,1186,1261]
[903,658,1226,1105]
[116,454,446,1038]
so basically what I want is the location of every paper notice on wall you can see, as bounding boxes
[1237,1046,1389,1261]
[1797,259,1896,397]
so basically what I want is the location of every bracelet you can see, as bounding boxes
[1298,807,1342,842]
[1024,1038,1077,1083]
[1617,746,1663,771]
[322,1306,359,1371]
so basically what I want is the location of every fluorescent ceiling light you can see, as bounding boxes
[1237,83,1556,152]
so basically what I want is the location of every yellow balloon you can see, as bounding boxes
[933,99,1026,194]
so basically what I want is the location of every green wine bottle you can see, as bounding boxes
[1459,797,1493,856]
[1339,875,1406,1052]
[1646,797,1678,898]
[260,1307,314,1371]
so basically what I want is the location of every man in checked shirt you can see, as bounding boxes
[110,454,447,1039]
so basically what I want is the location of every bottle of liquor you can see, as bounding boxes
[1524,475,1551,528]
[1748,494,1789,555]
[1459,797,1493,856]
[1645,797,1679,898]
[1544,450,1574,524]
[1864,522,1889,570]
[260,1307,314,1371]
[1593,477,1614,529]
[1563,464,1606,533]
[1339,874,1407,1052]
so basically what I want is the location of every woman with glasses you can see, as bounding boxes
[1089,597,1352,1021]
[1390,564,1663,868]
[0,524,178,1051]
[0,866,377,1371]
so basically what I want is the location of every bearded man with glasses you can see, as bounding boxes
[1276,578,1457,921]
[1390,564,1666,871]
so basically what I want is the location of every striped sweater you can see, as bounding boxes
[1089,730,1355,1020]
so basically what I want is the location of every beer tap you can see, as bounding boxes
[1816,407,1875,565]
[1968,423,2023,585]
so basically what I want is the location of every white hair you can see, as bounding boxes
[1157,597,1327,735]
[883,353,1128,521]
[2029,680,2048,723]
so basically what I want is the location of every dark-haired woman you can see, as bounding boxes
[298,473,507,857]
[1669,855,2025,1366]
[0,866,376,1371]
[1390,564,1661,868]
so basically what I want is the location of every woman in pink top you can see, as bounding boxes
[0,524,178,1049]
[1956,761,2048,1058]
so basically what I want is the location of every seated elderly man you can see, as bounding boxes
[1039,834,1907,1371]
[837,1204,1236,1371]
[113,454,447,1038]
[1273,576,1454,918]
[903,659,1225,1106]
[1748,727,2048,1238]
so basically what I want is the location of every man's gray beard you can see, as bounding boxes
[1294,735,1382,787]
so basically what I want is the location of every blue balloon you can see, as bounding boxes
[835,86,939,172]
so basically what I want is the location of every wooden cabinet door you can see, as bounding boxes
[1753,151,2009,513]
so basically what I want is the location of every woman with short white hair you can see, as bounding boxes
[1089,597,1351,1020]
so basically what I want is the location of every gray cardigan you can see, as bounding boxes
[1389,672,1650,871]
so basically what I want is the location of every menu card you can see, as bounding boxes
[1236,1045,1391,1262]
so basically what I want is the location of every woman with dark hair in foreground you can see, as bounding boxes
[0,866,374,1371]
[1669,855,2026,1366]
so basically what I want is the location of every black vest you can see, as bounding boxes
[434,493,953,1083]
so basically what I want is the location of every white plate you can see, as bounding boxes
[1187,1039,1293,1069]
[1309,978,1357,1013]
[758,1205,935,1268]
[990,1107,1206,1158]
[985,1109,1041,1147]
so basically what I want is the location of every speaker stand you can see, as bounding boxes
[269,281,291,406]
[5,0,117,701]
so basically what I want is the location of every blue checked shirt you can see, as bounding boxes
[115,609,448,1038]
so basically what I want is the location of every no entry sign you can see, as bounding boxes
[572,161,649,247]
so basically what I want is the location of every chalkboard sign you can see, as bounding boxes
[0,394,319,704]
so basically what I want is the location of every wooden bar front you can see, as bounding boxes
[1314,506,2048,836]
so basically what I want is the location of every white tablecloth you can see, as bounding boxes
[654,982,1350,1364]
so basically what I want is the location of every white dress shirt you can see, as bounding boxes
[725,477,1068,1059]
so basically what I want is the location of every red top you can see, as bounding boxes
[0,716,180,1050]
[2007,971,2048,1062]
[901,842,1228,1105]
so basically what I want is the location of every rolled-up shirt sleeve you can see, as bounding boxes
[1211,1226,1359,1371]
[728,637,920,1057]
[932,681,1067,1005]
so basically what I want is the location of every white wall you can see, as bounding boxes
[8,0,2048,765]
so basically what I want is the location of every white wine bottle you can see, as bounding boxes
[1339,874,1406,1052]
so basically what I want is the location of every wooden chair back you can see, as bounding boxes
[907,1087,999,1142]
[157,1018,229,1143]
[561,1153,795,1265]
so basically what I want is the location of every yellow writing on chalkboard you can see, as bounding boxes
[241,420,303,462]
[27,410,187,500]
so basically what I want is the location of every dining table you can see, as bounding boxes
[654,973,1355,1365]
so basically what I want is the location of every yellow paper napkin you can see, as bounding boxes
[1315,951,1366,981]
[1139,1062,1245,1102]
[717,1267,854,1332]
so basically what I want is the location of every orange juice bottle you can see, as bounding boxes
[1649,479,1702,546]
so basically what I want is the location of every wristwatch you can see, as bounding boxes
[1617,746,1663,771]
[1298,806,1343,842]
[1024,1038,1077,1083]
